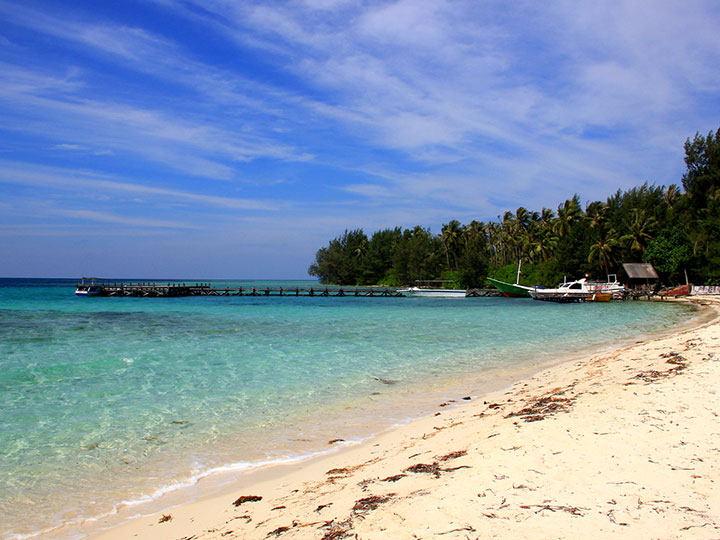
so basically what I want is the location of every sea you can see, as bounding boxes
[0,278,699,539]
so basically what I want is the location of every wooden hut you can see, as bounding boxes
[621,263,659,294]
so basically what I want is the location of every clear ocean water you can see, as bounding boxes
[0,278,697,539]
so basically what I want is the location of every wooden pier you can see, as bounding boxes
[75,280,503,298]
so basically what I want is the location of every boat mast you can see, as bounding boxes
[516,260,522,285]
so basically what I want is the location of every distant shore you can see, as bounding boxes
[61,297,720,540]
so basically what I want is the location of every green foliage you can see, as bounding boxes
[683,128,720,210]
[643,229,693,282]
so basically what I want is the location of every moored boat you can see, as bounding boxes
[530,279,592,302]
[75,277,103,296]
[398,280,467,298]
[658,284,691,297]
[530,275,625,303]
[399,287,468,298]
[487,260,536,298]
[487,278,534,298]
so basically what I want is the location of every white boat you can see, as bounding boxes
[530,279,591,302]
[586,274,624,295]
[530,275,624,302]
[75,277,103,296]
[398,280,467,298]
[399,287,468,298]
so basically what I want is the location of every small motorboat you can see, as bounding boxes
[75,277,103,296]
[398,280,467,298]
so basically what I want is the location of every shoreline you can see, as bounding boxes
[64,297,720,540]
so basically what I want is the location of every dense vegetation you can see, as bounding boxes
[309,127,720,288]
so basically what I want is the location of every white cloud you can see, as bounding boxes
[53,209,197,229]
[0,161,281,211]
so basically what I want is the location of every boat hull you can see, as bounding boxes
[399,287,467,298]
[487,278,533,298]
[659,284,691,297]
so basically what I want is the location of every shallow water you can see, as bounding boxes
[0,279,697,538]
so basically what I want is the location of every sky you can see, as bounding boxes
[1,0,719,279]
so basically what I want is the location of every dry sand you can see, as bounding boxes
[82,298,719,540]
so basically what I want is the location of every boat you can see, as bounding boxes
[586,274,625,296]
[658,284,691,297]
[588,291,613,302]
[487,260,535,298]
[530,275,625,303]
[487,278,534,298]
[398,280,467,298]
[530,278,593,302]
[75,277,103,296]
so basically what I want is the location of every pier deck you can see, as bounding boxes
[75,281,503,298]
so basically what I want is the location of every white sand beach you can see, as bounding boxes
[79,297,720,540]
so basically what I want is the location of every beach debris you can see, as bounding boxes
[381,473,406,482]
[328,438,345,444]
[232,495,262,506]
[403,461,470,477]
[462,396,472,400]
[315,503,333,512]
[170,420,188,425]
[505,386,576,422]
[437,525,476,535]
[352,494,393,513]
[326,467,351,476]
[357,478,374,491]
[319,519,354,540]
[372,376,398,385]
[405,462,442,477]
[520,503,586,516]
[271,505,286,511]
[267,525,291,536]
[158,513,172,523]
[438,450,467,461]
[629,354,688,384]
[320,529,353,540]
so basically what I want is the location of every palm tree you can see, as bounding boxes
[585,201,608,229]
[588,229,619,276]
[484,222,501,266]
[441,220,463,270]
[664,185,680,208]
[531,228,559,262]
[540,207,555,229]
[554,195,583,238]
[621,209,656,255]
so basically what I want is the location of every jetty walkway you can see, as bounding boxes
[75,280,502,298]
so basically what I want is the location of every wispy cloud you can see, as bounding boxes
[0,161,282,211]
[53,209,197,229]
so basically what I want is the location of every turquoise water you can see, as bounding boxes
[0,279,697,539]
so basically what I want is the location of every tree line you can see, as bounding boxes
[309,127,720,288]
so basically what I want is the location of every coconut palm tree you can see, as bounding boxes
[664,185,680,208]
[621,209,656,255]
[585,201,608,229]
[588,229,619,276]
[554,195,583,238]
[441,220,463,270]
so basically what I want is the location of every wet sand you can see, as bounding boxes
[78,297,720,539]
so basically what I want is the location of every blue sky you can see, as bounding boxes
[1,0,719,278]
